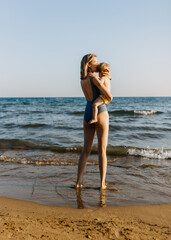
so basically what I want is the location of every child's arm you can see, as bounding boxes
[103,77,111,93]
[88,73,113,102]
[100,77,111,105]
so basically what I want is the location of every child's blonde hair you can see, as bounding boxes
[80,54,97,80]
[97,63,111,80]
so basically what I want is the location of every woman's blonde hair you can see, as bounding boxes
[97,62,111,80]
[80,54,97,80]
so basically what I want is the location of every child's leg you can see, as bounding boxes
[89,97,104,124]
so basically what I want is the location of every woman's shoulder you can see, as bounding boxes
[81,77,90,85]
[81,76,90,81]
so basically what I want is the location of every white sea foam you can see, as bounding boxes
[128,148,171,159]
[134,110,157,115]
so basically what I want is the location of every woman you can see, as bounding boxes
[76,54,113,190]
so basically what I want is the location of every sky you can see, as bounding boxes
[0,0,170,97]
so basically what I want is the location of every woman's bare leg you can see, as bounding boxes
[76,121,96,188]
[89,97,104,124]
[96,111,109,189]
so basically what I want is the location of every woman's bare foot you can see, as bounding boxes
[100,184,108,190]
[75,183,83,189]
[89,118,97,124]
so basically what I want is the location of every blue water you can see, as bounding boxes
[0,97,171,207]
[0,97,170,160]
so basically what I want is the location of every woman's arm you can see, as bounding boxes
[88,73,113,102]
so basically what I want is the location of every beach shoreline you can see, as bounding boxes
[0,197,170,240]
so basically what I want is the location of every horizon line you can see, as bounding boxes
[0,96,170,98]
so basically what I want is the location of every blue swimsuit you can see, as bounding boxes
[84,78,107,123]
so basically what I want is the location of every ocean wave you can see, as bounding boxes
[68,109,163,117]
[69,111,84,115]
[0,154,77,166]
[109,110,162,116]
[0,139,83,153]
[0,153,119,166]
[20,124,48,128]
[0,139,127,156]
[0,147,170,167]
[128,147,171,160]
[134,110,160,115]
[0,139,170,162]
[55,126,82,130]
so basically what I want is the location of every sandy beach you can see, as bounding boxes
[0,197,170,240]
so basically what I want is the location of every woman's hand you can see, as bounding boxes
[88,72,96,78]
[88,73,101,85]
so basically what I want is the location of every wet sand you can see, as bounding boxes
[0,197,171,240]
[0,155,171,208]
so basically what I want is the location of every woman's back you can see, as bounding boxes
[81,78,100,102]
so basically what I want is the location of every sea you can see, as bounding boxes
[0,97,171,208]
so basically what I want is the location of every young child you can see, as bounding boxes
[89,63,111,124]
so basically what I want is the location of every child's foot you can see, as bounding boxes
[89,119,97,124]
